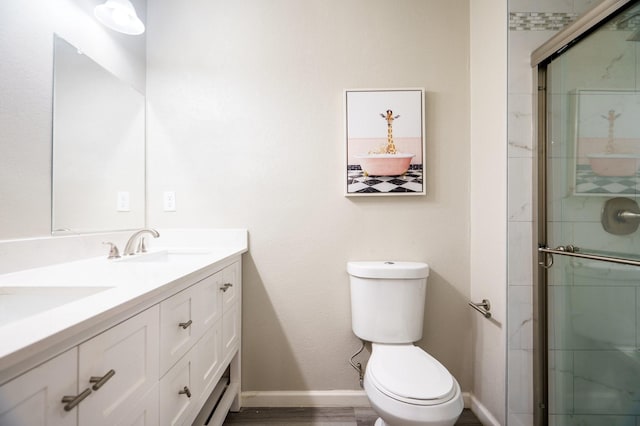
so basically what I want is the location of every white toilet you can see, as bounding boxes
[347,261,463,426]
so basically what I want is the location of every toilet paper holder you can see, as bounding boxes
[469,299,491,319]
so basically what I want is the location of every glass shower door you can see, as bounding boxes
[542,3,640,424]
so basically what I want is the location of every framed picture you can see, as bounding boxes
[345,89,425,196]
[572,89,640,196]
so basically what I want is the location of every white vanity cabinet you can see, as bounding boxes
[159,260,241,426]
[0,306,158,426]
[0,255,243,426]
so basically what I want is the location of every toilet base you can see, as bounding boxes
[364,366,463,426]
[372,412,458,426]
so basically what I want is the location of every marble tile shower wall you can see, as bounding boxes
[507,1,595,425]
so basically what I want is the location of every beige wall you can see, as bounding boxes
[1,0,509,418]
[146,0,473,392]
[0,0,146,240]
[470,1,508,424]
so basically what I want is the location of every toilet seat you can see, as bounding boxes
[368,344,456,406]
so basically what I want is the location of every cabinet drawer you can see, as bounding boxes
[160,285,199,374]
[78,306,159,426]
[221,262,241,311]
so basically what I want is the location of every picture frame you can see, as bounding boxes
[345,89,425,196]
[572,89,640,196]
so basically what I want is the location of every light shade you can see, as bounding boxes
[94,0,145,35]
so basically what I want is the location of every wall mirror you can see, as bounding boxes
[52,35,145,234]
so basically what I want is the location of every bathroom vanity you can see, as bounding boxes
[0,229,247,426]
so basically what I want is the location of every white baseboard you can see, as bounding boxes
[240,391,501,425]
[241,390,475,410]
[469,394,501,426]
[241,390,371,407]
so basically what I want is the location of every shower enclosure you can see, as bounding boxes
[533,1,640,425]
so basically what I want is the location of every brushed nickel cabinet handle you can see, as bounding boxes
[89,369,116,391]
[61,388,92,411]
[220,283,233,292]
[178,386,192,398]
[178,319,193,329]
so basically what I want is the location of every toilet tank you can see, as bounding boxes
[347,261,429,344]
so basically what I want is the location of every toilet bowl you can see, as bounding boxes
[347,261,463,426]
[364,344,463,426]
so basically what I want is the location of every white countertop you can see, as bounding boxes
[0,229,248,375]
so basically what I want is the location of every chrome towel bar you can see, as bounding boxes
[469,299,491,319]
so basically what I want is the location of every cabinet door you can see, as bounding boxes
[194,271,223,333]
[221,262,241,311]
[193,320,222,397]
[159,352,197,426]
[0,348,78,426]
[222,302,241,363]
[160,286,198,374]
[113,384,158,426]
[78,306,159,426]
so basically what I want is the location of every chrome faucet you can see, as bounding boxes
[123,229,160,256]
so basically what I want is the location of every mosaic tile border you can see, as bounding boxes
[509,12,578,31]
[510,10,640,32]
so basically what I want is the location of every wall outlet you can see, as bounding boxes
[163,191,176,211]
[117,191,130,212]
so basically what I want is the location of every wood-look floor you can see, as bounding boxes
[223,407,483,425]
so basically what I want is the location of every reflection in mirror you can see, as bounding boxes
[52,35,145,234]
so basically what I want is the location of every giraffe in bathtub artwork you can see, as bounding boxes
[601,109,621,154]
[355,108,415,178]
[370,109,400,154]
[345,89,424,194]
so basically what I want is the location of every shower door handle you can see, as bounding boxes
[538,245,640,268]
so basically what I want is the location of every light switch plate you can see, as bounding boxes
[164,191,176,211]
[117,191,130,212]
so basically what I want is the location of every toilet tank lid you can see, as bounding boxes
[347,261,429,279]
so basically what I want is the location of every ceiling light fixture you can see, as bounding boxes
[94,0,145,35]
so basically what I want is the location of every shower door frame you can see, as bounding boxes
[531,1,636,425]
[533,63,547,426]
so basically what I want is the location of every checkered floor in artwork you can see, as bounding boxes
[347,167,423,193]
[575,165,640,195]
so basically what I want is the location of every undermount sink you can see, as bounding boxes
[115,248,212,263]
[0,286,112,326]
